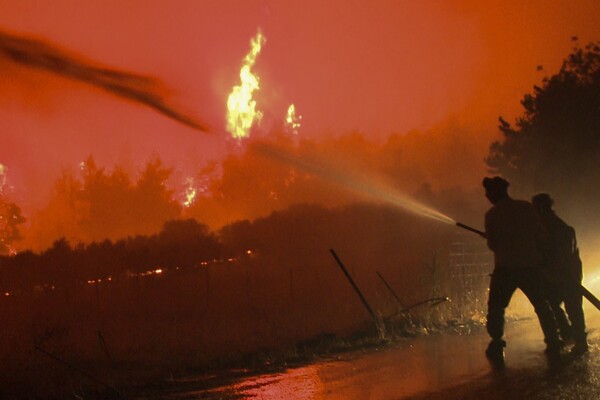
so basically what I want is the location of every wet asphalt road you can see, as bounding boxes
[133,310,600,400]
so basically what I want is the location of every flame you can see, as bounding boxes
[226,30,266,139]
[285,104,302,134]
[0,163,7,193]
[184,177,197,207]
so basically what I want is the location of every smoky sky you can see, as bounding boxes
[0,29,209,132]
[1,0,599,220]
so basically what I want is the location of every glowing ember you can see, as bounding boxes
[285,104,302,134]
[226,30,266,139]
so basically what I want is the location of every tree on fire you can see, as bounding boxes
[185,134,353,228]
[486,42,600,209]
[0,195,26,255]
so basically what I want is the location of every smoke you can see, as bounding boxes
[0,29,209,132]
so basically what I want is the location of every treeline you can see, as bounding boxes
[487,41,600,234]
[0,218,223,292]
[16,126,487,251]
[0,196,484,296]
[22,156,183,251]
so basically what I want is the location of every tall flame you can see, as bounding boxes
[226,31,266,139]
[0,163,7,194]
[285,104,302,135]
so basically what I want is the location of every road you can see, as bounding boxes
[133,311,600,400]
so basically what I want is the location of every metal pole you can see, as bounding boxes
[35,345,121,396]
[383,297,450,322]
[329,249,378,323]
[376,271,404,307]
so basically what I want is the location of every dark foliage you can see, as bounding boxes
[486,42,600,215]
[0,218,222,292]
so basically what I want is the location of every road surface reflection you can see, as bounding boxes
[139,309,598,400]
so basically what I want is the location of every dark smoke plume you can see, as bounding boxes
[0,29,209,132]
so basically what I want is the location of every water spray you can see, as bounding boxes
[255,141,456,225]
[256,137,596,314]
[255,135,600,313]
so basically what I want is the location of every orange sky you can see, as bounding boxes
[0,0,599,212]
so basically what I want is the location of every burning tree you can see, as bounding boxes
[0,195,26,255]
[486,41,600,211]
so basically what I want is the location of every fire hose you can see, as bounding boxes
[455,222,600,311]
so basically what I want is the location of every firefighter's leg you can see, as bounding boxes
[564,281,588,353]
[519,271,561,353]
[486,270,515,362]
